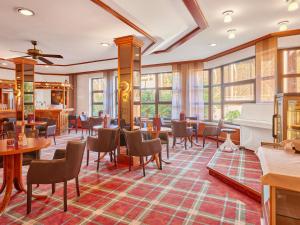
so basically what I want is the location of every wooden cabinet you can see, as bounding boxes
[35,109,73,135]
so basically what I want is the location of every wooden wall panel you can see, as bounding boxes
[255,37,278,102]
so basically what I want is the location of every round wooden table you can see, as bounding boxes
[0,138,51,213]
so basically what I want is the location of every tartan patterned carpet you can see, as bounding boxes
[206,149,262,195]
[0,133,260,225]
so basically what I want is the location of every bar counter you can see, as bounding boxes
[0,110,16,119]
[35,108,73,135]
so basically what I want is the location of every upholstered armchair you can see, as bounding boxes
[27,141,86,213]
[68,115,78,134]
[171,120,193,149]
[124,130,162,176]
[86,128,119,170]
[89,117,103,135]
[79,114,91,138]
[202,119,224,147]
[46,125,57,145]
[185,116,199,143]
[2,121,14,139]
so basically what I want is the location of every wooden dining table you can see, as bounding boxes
[0,137,51,213]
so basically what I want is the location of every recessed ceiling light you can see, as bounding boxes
[278,21,289,31]
[17,7,35,16]
[100,42,111,47]
[209,43,217,47]
[227,29,236,39]
[223,10,233,23]
[287,0,299,11]
[45,65,49,68]
[1,62,7,66]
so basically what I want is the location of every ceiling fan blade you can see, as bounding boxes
[9,50,28,54]
[38,57,54,65]
[39,54,63,59]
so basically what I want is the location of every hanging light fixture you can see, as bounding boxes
[227,29,236,39]
[278,21,289,31]
[287,0,299,11]
[223,10,233,23]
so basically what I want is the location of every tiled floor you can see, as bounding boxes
[0,133,260,224]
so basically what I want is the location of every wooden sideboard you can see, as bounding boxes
[0,110,16,120]
[35,108,73,135]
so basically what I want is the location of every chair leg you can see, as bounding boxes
[217,136,219,147]
[52,183,55,194]
[172,137,176,148]
[86,149,89,166]
[190,136,193,147]
[184,137,187,150]
[109,152,113,162]
[97,152,100,172]
[203,136,205,147]
[53,135,56,145]
[129,155,132,171]
[166,142,169,159]
[114,150,117,166]
[159,152,162,170]
[75,177,80,197]
[141,156,145,177]
[27,183,32,214]
[63,181,67,212]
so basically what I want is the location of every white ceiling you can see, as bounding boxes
[0,0,300,74]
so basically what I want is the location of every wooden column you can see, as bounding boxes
[13,58,36,122]
[255,37,278,102]
[114,35,143,130]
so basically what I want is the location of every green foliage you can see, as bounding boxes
[225,110,241,123]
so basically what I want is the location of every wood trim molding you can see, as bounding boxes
[91,0,156,54]
[36,57,117,67]
[1,29,300,74]
[153,0,208,54]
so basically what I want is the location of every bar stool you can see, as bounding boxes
[219,128,238,152]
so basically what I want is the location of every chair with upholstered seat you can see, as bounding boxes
[172,120,193,149]
[185,116,199,143]
[79,114,91,138]
[202,119,224,147]
[124,130,162,177]
[86,128,119,171]
[27,141,86,213]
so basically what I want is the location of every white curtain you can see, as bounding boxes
[104,71,115,116]
[171,67,182,119]
[172,62,205,120]
[186,67,205,120]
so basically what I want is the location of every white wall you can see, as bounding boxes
[0,68,14,80]
[35,74,69,82]
[278,34,300,49]
[204,46,255,69]
[141,65,172,74]
[76,73,104,116]
[35,89,51,108]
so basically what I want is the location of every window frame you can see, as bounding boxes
[91,77,104,117]
[208,57,256,124]
[141,72,172,119]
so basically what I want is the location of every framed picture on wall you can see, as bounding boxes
[51,90,64,105]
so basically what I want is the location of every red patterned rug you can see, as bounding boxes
[206,148,262,202]
[0,133,260,224]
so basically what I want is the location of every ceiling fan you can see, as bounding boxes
[10,40,63,65]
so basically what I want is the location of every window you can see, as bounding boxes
[209,58,256,123]
[282,49,300,93]
[91,78,104,117]
[201,70,210,120]
[141,73,172,119]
